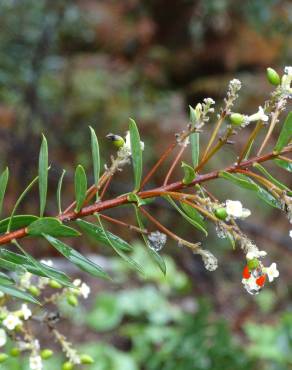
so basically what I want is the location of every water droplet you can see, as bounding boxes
[148,231,167,252]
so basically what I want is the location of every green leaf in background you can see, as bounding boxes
[38,134,48,217]
[0,167,9,217]
[127,193,147,207]
[219,171,258,190]
[190,133,200,167]
[133,205,166,275]
[0,271,15,285]
[57,169,66,214]
[89,126,100,200]
[0,284,39,304]
[166,196,208,236]
[74,164,87,213]
[129,118,143,191]
[253,163,291,194]
[0,215,38,234]
[27,217,80,237]
[274,112,292,153]
[181,162,195,185]
[44,234,110,280]
[95,214,144,275]
[76,219,132,252]
[274,158,292,172]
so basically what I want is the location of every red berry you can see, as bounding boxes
[242,266,251,279]
[256,274,266,287]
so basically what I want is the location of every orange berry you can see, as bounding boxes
[242,266,251,279]
[256,274,266,287]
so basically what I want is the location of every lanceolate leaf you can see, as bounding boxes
[181,162,195,185]
[0,167,9,217]
[180,202,206,228]
[253,163,291,193]
[0,257,26,274]
[133,206,166,275]
[190,132,200,167]
[129,118,143,191]
[57,169,66,214]
[76,219,132,252]
[219,172,258,191]
[274,112,292,153]
[44,234,110,280]
[74,165,87,213]
[166,196,208,236]
[39,134,48,217]
[0,215,38,234]
[27,217,80,237]
[274,158,292,172]
[89,126,100,200]
[0,271,15,285]
[95,214,144,275]
[0,284,39,304]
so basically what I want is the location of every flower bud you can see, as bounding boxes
[106,134,125,148]
[62,361,74,370]
[10,348,20,357]
[214,207,228,220]
[247,258,260,270]
[67,294,78,307]
[28,286,40,297]
[41,349,53,360]
[80,354,94,364]
[0,353,8,363]
[49,280,62,289]
[229,113,244,126]
[266,68,280,86]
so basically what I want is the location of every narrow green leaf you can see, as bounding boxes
[219,171,258,190]
[89,126,100,201]
[0,215,38,234]
[129,118,143,191]
[39,134,48,217]
[133,205,166,275]
[95,214,144,275]
[7,175,39,232]
[0,284,39,304]
[27,217,80,237]
[180,202,206,229]
[127,193,147,207]
[0,167,9,217]
[44,234,110,280]
[0,256,26,274]
[274,112,292,153]
[227,232,236,250]
[76,219,132,252]
[253,163,291,193]
[0,271,15,285]
[74,165,87,213]
[190,133,199,167]
[274,158,292,172]
[57,169,66,214]
[181,162,195,185]
[166,196,208,236]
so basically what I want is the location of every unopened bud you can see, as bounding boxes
[106,133,125,148]
[28,286,40,297]
[10,348,20,357]
[62,361,74,370]
[67,294,78,307]
[41,349,53,360]
[266,68,280,86]
[80,354,94,364]
[0,353,8,363]
[214,207,228,220]
[49,280,62,289]
[230,113,244,126]
[247,258,260,270]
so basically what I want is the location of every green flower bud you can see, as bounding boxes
[49,280,62,289]
[230,113,244,126]
[214,207,228,220]
[0,353,8,363]
[28,286,41,297]
[62,361,74,370]
[10,348,20,357]
[67,294,78,307]
[41,349,53,360]
[247,258,259,270]
[266,67,280,86]
[106,134,125,148]
[80,354,94,364]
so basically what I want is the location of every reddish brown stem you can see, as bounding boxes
[163,143,187,185]
[100,213,148,234]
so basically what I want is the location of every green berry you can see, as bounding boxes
[49,280,62,289]
[106,134,125,148]
[41,349,53,360]
[10,348,20,357]
[266,67,280,86]
[67,294,78,307]
[80,354,94,364]
[214,207,228,220]
[62,361,74,370]
[247,258,260,270]
[0,353,8,363]
[28,286,40,297]
[230,113,244,126]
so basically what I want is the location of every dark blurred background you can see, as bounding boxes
[0,1,291,369]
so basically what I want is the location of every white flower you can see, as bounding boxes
[40,259,53,267]
[229,78,242,90]
[29,355,43,370]
[247,106,269,123]
[124,131,145,155]
[284,66,292,77]
[225,200,251,219]
[281,66,292,94]
[19,272,32,289]
[73,279,81,287]
[242,276,260,295]
[80,283,90,299]
[3,314,22,330]
[265,262,279,282]
[20,304,32,320]
[246,250,267,260]
[0,329,7,347]
[289,230,292,238]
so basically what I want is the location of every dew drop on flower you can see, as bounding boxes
[148,231,167,252]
